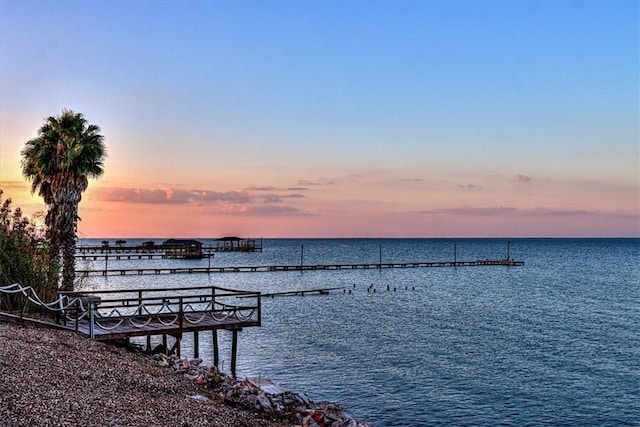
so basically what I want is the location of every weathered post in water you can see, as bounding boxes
[454,243,457,266]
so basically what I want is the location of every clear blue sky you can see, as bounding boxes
[1,0,638,237]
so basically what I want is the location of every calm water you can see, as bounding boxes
[77,238,640,426]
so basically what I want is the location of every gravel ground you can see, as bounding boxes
[0,322,291,427]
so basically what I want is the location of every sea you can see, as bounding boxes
[75,238,639,426]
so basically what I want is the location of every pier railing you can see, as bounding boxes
[75,258,524,277]
[57,285,261,339]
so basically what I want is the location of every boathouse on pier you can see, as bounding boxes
[162,239,203,259]
[215,237,262,252]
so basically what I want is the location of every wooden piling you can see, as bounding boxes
[231,330,239,378]
[212,330,219,367]
[193,331,200,358]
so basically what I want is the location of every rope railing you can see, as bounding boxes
[0,282,87,315]
[0,283,99,336]
[2,283,261,340]
[0,283,260,338]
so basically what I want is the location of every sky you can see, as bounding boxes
[0,0,638,238]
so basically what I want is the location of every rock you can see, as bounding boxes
[188,394,208,401]
[160,356,374,426]
[188,357,203,366]
[296,391,311,405]
[257,393,273,411]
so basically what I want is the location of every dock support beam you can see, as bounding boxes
[231,329,238,378]
[212,330,219,367]
[193,331,200,358]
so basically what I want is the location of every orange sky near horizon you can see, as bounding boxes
[2,167,638,238]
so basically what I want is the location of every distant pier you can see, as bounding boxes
[76,236,263,260]
[75,258,524,276]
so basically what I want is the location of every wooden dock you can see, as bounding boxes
[259,286,349,297]
[75,259,524,276]
[74,253,215,261]
[57,285,261,376]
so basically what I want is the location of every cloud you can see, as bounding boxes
[416,206,637,220]
[0,181,29,190]
[246,186,276,191]
[298,179,323,186]
[94,187,252,205]
[419,207,518,216]
[530,208,595,217]
[262,194,283,203]
[458,184,483,190]
[517,174,532,183]
[298,178,336,186]
[217,205,312,217]
[93,186,306,209]
[262,192,305,203]
[401,178,425,182]
[199,190,252,204]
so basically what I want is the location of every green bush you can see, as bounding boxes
[0,189,57,312]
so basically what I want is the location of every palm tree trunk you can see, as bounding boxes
[59,195,80,291]
[45,204,62,290]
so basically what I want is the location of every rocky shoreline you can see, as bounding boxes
[0,322,373,427]
[159,354,373,427]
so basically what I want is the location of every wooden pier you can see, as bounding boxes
[74,253,215,261]
[76,237,262,258]
[58,285,261,377]
[75,259,524,276]
[259,286,349,297]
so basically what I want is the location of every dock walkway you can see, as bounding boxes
[58,285,261,376]
[76,259,523,276]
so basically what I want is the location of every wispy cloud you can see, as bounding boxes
[216,205,312,217]
[517,174,532,183]
[261,194,283,203]
[262,193,305,202]
[94,187,252,204]
[0,181,29,190]
[91,185,311,218]
[298,178,337,186]
[246,186,277,192]
[420,207,518,216]
[417,206,637,219]
[458,184,483,190]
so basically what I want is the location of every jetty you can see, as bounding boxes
[76,237,263,259]
[75,258,524,276]
[0,283,260,377]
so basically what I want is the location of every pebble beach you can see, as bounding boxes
[0,322,289,427]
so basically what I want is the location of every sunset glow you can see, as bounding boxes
[1,0,638,238]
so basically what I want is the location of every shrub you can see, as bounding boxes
[0,189,57,312]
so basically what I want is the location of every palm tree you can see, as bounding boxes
[21,109,106,291]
